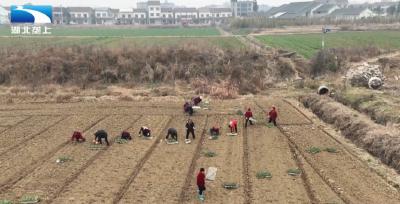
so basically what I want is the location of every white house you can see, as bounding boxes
[133,9,147,24]
[117,9,134,24]
[148,0,161,24]
[94,7,118,25]
[68,7,93,24]
[161,7,174,24]
[330,7,377,21]
[0,7,9,24]
[174,8,198,24]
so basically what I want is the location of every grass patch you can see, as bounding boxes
[0,200,12,204]
[324,147,339,153]
[236,110,243,115]
[287,168,302,176]
[19,195,40,204]
[256,170,272,179]
[115,137,129,144]
[222,182,239,189]
[204,150,217,158]
[306,147,322,154]
[255,31,400,58]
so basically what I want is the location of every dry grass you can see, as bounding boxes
[301,94,400,172]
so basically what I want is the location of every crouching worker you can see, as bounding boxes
[139,126,151,138]
[94,130,110,146]
[244,108,254,128]
[197,168,206,201]
[210,126,220,136]
[166,128,178,141]
[192,96,203,106]
[71,131,85,143]
[229,119,238,134]
[184,102,194,116]
[121,131,132,140]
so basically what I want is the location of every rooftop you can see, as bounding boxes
[330,7,369,16]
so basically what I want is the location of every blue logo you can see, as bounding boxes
[11,5,52,24]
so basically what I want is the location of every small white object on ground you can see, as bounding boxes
[206,167,218,181]
[227,133,238,136]
[185,139,192,144]
[192,106,201,109]
[249,117,257,123]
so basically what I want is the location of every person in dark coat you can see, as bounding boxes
[121,131,132,140]
[166,128,178,141]
[139,126,151,138]
[94,130,110,146]
[185,119,195,140]
[268,106,278,126]
[197,168,206,201]
[192,96,202,106]
[71,131,85,143]
[184,102,194,116]
[244,108,253,128]
[210,126,220,136]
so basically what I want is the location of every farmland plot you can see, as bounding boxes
[118,115,207,204]
[0,115,139,202]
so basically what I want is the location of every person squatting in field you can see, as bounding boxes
[184,101,194,116]
[197,168,206,201]
[166,128,178,141]
[71,131,85,143]
[121,131,132,140]
[210,126,220,136]
[186,119,196,140]
[268,106,278,126]
[192,96,202,106]
[139,126,151,138]
[94,129,110,146]
[244,108,254,128]
[229,119,238,134]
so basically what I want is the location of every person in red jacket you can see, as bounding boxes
[268,106,278,126]
[192,96,202,106]
[197,168,206,201]
[229,119,238,133]
[71,131,85,143]
[244,108,253,128]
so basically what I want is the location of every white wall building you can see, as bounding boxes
[330,7,377,20]
[174,8,198,24]
[148,0,161,24]
[0,7,9,24]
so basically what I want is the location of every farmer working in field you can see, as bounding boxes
[229,119,238,134]
[268,106,278,126]
[71,131,85,143]
[94,130,110,146]
[197,168,206,201]
[210,125,220,136]
[244,108,254,128]
[184,101,194,116]
[186,119,196,140]
[121,131,132,140]
[139,126,151,138]
[192,96,203,106]
[166,128,178,141]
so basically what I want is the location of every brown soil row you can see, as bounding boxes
[186,116,245,204]
[0,115,139,203]
[247,125,311,204]
[0,115,64,154]
[0,114,106,190]
[283,125,400,203]
[52,115,170,204]
[0,115,30,126]
[118,115,207,203]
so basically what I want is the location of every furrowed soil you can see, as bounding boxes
[0,96,399,204]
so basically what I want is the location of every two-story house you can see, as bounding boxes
[174,8,198,24]
[148,0,161,24]
[53,7,70,24]
[95,7,118,25]
[68,7,93,24]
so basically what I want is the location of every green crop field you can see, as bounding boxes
[0,36,244,50]
[255,31,400,58]
[0,26,220,37]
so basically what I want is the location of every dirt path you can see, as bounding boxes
[118,115,207,203]
[0,115,138,203]
[51,115,170,203]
